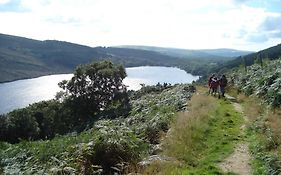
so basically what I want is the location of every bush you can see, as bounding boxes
[4,108,39,143]
[230,59,281,107]
[77,121,147,174]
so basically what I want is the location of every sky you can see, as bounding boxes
[0,0,281,51]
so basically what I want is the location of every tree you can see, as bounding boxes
[5,108,39,143]
[58,61,129,121]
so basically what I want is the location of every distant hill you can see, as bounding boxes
[116,45,253,59]
[198,48,253,58]
[0,34,107,82]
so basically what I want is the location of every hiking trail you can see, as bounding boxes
[218,94,252,175]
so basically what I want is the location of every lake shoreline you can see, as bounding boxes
[0,66,199,114]
[0,66,200,84]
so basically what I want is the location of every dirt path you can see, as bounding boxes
[218,95,252,175]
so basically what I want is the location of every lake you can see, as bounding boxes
[0,66,199,114]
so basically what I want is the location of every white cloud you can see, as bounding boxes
[0,0,10,4]
[1,0,281,51]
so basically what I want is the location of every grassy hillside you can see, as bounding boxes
[229,58,281,107]
[226,58,281,174]
[143,87,245,174]
[0,84,195,174]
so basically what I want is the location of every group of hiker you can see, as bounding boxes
[208,74,228,98]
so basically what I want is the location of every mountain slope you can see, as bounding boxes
[221,43,281,70]
[0,33,254,83]
[0,34,186,82]
[0,34,107,82]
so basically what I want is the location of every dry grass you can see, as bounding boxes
[241,96,264,123]
[143,86,246,174]
[142,92,218,174]
[163,93,217,163]
[226,86,239,98]
[244,97,281,173]
[266,108,281,144]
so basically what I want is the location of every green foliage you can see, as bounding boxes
[241,96,281,175]
[77,121,146,174]
[0,100,77,143]
[0,82,195,174]
[229,59,281,107]
[58,60,130,120]
[155,95,244,174]
[1,108,39,143]
[0,61,130,143]
[219,43,281,71]
[248,131,281,175]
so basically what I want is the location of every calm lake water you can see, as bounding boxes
[0,66,199,114]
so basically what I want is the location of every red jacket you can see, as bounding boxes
[210,78,219,88]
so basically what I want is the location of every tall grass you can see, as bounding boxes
[144,88,244,174]
[267,109,281,144]
[164,94,217,164]
[240,96,264,124]
[241,95,281,174]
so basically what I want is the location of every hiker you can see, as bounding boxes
[210,77,219,96]
[208,74,215,94]
[219,75,228,98]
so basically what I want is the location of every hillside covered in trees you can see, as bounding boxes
[218,43,281,71]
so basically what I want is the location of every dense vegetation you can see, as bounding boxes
[218,43,281,72]
[229,58,281,107]
[0,60,196,174]
[3,33,281,174]
[144,88,244,174]
[226,58,281,174]
[0,33,251,83]
[241,95,281,175]
[0,61,129,143]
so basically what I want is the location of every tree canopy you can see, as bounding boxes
[58,60,129,119]
[0,61,130,143]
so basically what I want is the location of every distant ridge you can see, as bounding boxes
[116,45,253,58]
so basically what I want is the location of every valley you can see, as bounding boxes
[1,33,281,174]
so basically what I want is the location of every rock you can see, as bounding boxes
[138,155,177,167]
[151,144,163,155]
[225,95,237,102]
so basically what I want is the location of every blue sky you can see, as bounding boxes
[0,0,281,51]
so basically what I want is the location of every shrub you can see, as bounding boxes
[5,108,39,143]
[77,122,147,174]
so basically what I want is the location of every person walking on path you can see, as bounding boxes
[219,75,228,98]
[208,74,215,94]
[210,76,219,96]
